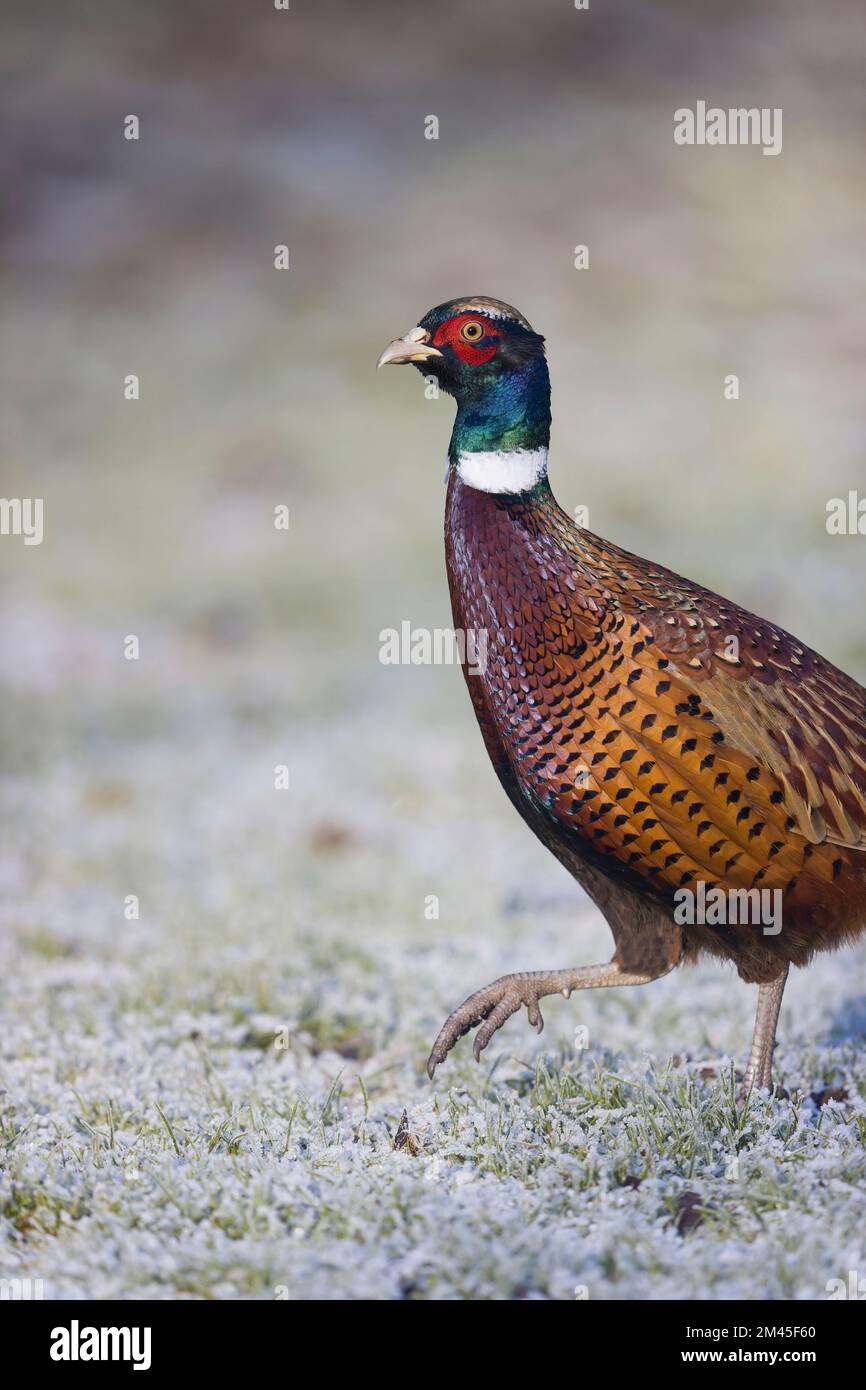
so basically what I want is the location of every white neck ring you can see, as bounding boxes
[456,447,548,494]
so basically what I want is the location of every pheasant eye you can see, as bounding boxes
[460,320,485,342]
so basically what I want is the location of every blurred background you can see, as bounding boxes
[2,0,866,1299]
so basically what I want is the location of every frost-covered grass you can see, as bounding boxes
[1,616,865,1300]
[3,936,866,1301]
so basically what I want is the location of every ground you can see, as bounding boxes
[1,607,865,1299]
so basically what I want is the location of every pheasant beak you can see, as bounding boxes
[377,326,442,369]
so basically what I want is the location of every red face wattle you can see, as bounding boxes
[431,313,502,366]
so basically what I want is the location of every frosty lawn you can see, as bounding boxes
[1,624,864,1300]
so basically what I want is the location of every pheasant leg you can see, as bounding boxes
[741,965,789,1094]
[426,961,664,1078]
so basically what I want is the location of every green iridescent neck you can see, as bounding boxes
[448,354,551,463]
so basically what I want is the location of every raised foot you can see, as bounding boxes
[426,968,577,1078]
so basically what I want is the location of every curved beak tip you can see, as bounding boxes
[377,328,442,370]
[376,341,401,370]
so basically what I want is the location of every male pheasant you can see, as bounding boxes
[378,296,866,1091]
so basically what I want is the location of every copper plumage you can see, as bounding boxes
[379,297,866,1091]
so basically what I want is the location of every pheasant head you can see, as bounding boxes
[378,296,551,491]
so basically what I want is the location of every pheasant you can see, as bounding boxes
[378,296,866,1091]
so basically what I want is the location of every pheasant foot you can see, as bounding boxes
[426,962,657,1078]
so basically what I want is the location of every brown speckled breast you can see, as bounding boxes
[445,474,866,978]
